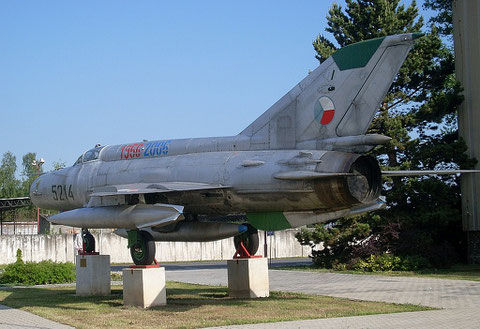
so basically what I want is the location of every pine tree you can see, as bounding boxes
[297,0,476,269]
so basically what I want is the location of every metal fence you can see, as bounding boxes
[0,221,38,235]
[0,197,38,235]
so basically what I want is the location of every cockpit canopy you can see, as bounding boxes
[74,146,105,165]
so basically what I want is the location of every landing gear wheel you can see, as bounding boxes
[130,231,156,265]
[234,225,259,255]
[82,229,95,253]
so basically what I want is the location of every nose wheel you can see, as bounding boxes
[128,230,156,265]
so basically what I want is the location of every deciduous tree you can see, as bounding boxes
[0,152,20,198]
[21,152,42,196]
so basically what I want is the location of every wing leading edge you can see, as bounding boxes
[89,182,230,197]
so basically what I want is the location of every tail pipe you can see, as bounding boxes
[314,153,381,208]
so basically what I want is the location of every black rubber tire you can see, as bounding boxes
[234,225,259,255]
[130,231,156,265]
[83,232,95,253]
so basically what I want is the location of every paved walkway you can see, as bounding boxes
[0,304,73,329]
[166,268,480,328]
[1,266,479,328]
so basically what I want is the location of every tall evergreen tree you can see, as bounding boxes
[297,0,475,268]
[423,0,453,36]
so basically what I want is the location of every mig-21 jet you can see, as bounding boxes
[30,33,477,265]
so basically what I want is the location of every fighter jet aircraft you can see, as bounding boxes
[30,33,477,265]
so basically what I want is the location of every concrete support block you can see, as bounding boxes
[75,255,111,296]
[227,257,269,298]
[123,267,166,308]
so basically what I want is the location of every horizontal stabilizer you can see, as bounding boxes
[274,171,355,180]
[273,169,480,181]
[382,170,480,177]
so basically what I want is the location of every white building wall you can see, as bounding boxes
[0,230,312,265]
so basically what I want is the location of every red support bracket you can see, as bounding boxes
[233,242,262,259]
[129,264,160,269]
[78,250,99,255]
[129,258,160,269]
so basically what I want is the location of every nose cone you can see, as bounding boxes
[29,176,43,207]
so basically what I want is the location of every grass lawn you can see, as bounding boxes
[275,264,480,281]
[0,282,430,329]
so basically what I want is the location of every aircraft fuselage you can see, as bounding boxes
[31,136,381,220]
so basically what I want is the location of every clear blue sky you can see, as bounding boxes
[1,0,426,175]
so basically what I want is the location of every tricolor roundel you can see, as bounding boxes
[314,96,335,125]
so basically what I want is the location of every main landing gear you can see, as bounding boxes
[80,228,155,265]
[233,225,259,255]
[128,230,156,265]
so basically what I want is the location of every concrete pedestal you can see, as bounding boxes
[76,255,111,296]
[227,257,269,298]
[123,267,166,308]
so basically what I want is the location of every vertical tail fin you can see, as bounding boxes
[240,33,421,149]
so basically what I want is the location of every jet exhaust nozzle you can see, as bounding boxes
[313,153,381,208]
[346,155,382,204]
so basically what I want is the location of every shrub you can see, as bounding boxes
[0,261,75,285]
[15,249,23,264]
[354,254,399,272]
[353,253,430,272]
[397,255,431,271]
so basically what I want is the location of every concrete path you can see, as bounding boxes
[1,261,479,328]
[166,268,480,328]
[111,257,311,272]
[0,304,73,329]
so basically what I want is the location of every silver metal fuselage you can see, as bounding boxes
[31,134,377,217]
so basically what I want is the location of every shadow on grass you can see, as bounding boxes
[0,283,308,314]
[0,287,125,311]
[154,285,309,313]
[0,282,433,329]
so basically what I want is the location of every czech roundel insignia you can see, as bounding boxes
[314,96,335,125]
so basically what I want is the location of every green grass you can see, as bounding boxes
[0,282,430,329]
[275,264,480,281]
[110,272,122,281]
